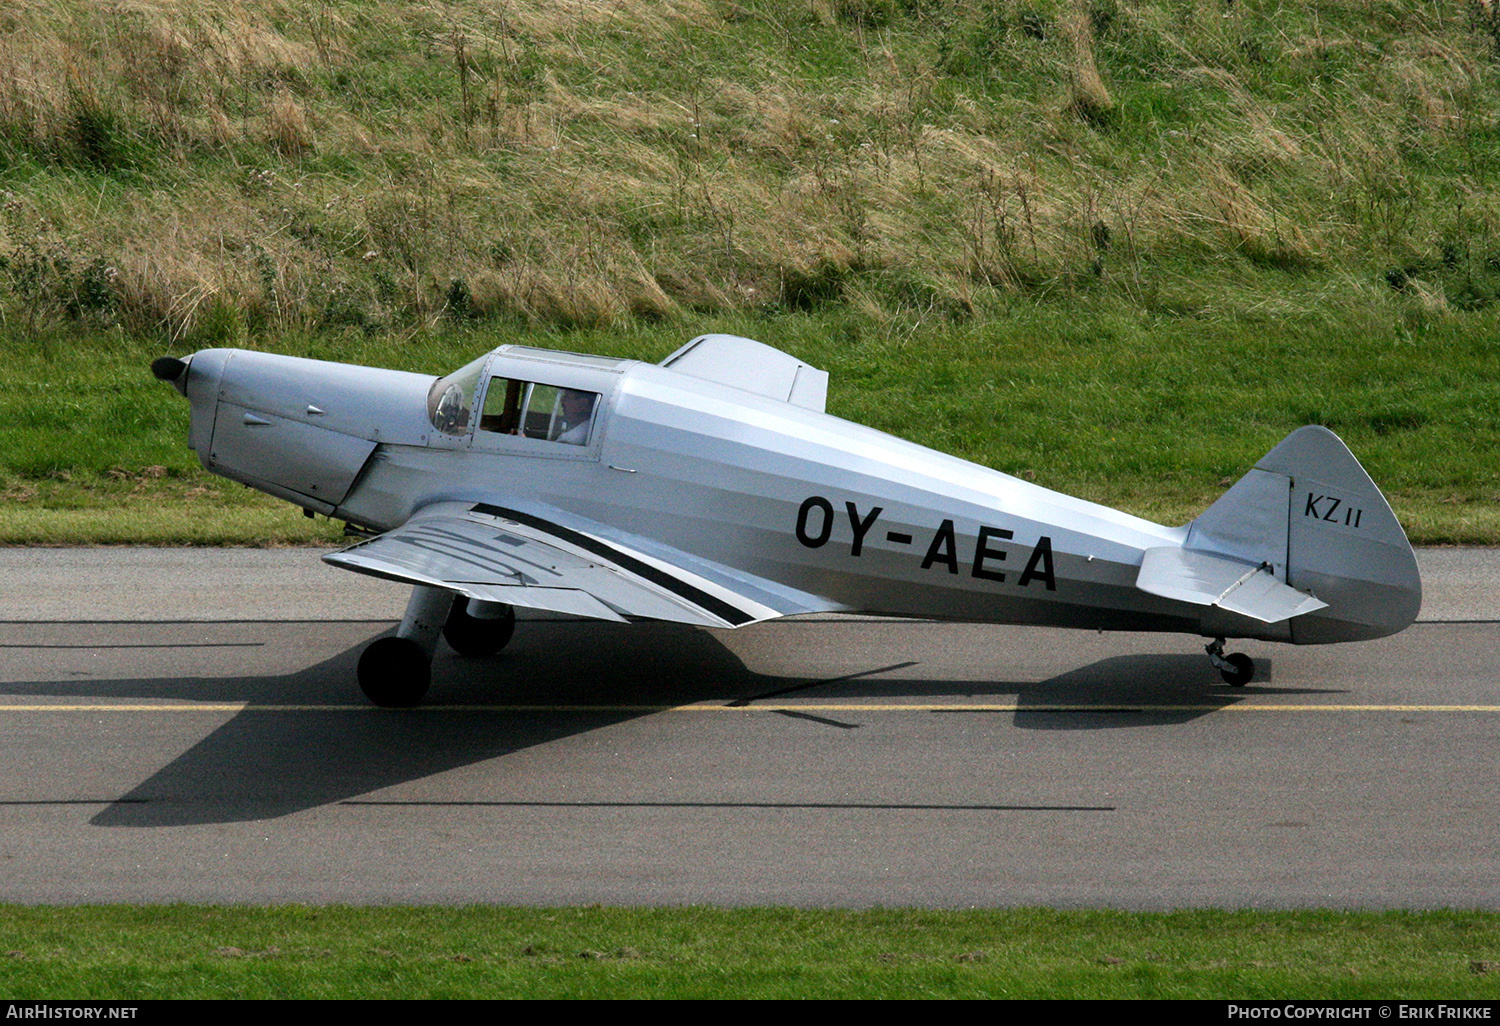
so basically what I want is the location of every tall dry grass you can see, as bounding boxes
[0,0,1497,337]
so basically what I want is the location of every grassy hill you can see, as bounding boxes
[6,0,1500,330]
[2,0,1499,541]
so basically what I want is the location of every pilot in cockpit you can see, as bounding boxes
[555,389,596,445]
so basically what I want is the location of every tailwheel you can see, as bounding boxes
[443,598,516,657]
[357,636,432,707]
[1205,638,1255,687]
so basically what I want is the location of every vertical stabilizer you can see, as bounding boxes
[1186,426,1420,643]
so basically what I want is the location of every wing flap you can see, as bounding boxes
[321,549,629,621]
[324,501,797,628]
[1136,547,1329,624]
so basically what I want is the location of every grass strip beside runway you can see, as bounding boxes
[0,907,1496,999]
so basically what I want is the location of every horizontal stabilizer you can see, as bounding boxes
[1137,547,1328,624]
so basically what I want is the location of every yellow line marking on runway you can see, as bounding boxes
[2,702,1499,714]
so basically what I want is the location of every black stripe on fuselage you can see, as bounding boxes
[468,503,753,626]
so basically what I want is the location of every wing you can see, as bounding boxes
[323,501,836,629]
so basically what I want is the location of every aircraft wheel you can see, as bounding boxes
[1219,652,1255,687]
[357,637,431,707]
[443,598,516,657]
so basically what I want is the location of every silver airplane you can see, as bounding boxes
[151,334,1421,706]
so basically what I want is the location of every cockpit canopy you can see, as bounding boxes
[427,349,613,447]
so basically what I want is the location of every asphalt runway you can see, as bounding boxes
[0,547,1496,908]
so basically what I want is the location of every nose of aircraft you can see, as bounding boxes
[151,349,232,403]
[150,356,189,393]
[151,347,438,515]
[149,348,237,468]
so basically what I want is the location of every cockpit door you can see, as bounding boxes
[466,361,621,461]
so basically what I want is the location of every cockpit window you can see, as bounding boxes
[479,377,599,446]
[426,356,487,436]
[480,377,525,435]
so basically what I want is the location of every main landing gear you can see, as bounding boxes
[356,587,516,707]
[1205,637,1255,687]
[442,596,516,657]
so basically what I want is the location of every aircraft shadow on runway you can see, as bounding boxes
[0,619,1341,827]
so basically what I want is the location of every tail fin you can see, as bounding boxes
[1185,426,1421,643]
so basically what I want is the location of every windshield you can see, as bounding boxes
[426,355,487,435]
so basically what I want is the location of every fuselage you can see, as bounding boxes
[163,343,1413,644]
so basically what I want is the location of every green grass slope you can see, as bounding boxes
[1,1,1498,541]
